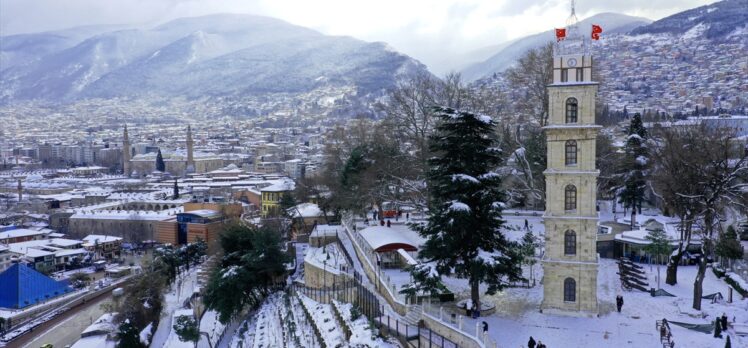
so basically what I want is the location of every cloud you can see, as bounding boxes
[0,0,717,74]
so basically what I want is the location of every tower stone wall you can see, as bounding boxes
[541,50,600,315]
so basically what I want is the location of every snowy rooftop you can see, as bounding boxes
[82,235,123,244]
[304,244,348,275]
[290,203,325,218]
[0,228,52,240]
[261,178,295,192]
[311,224,339,237]
[359,225,421,252]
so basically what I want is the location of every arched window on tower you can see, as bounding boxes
[564,185,577,211]
[565,140,577,165]
[564,278,576,302]
[565,98,578,123]
[564,230,577,255]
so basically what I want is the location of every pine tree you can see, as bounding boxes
[409,107,523,316]
[155,149,165,172]
[173,179,179,199]
[616,112,649,227]
[715,225,743,268]
[117,319,145,348]
[173,315,199,347]
[644,229,671,289]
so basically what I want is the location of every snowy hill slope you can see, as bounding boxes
[461,12,651,81]
[0,14,428,103]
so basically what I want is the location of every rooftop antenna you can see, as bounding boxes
[566,0,579,28]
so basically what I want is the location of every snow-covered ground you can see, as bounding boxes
[299,294,347,347]
[333,300,396,347]
[304,243,349,275]
[229,292,320,348]
[424,259,748,348]
[151,268,199,348]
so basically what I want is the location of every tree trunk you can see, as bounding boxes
[471,279,480,318]
[692,256,707,310]
[665,248,684,285]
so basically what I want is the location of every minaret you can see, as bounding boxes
[123,125,132,176]
[185,125,195,174]
[541,1,599,315]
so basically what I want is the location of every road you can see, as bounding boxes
[6,291,113,348]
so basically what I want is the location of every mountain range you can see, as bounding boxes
[0,14,427,104]
[1,1,745,108]
[460,12,652,81]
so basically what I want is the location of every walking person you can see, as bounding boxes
[482,321,488,335]
[524,219,529,230]
[616,295,624,313]
[721,313,728,331]
[528,336,536,348]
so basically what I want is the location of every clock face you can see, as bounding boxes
[567,58,577,67]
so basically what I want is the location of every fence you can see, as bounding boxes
[292,271,460,348]
[422,298,499,348]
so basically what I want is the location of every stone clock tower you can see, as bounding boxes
[540,24,600,315]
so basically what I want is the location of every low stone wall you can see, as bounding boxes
[304,259,349,289]
[422,311,486,348]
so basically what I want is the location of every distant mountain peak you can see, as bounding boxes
[631,0,748,39]
[0,13,429,104]
[460,12,652,81]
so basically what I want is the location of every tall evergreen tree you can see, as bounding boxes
[616,112,649,227]
[409,107,523,315]
[173,179,179,199]
[155,149,165,172]
[203,224,291,323]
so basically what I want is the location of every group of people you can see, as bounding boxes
[527,336,547,348]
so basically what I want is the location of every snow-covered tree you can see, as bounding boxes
[616,113,649,227]
[409,107,524,316]
[173,315,199,347]
[521,231,539,284]
[203,224,291,323]
[644,228,671,289]
[155,149,165,172]
[117,319,145,348]
[716,225,743,268]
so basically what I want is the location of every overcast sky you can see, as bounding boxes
[0,0,716,73]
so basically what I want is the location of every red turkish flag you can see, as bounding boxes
[591,24,603,40]
[555,28,566,42]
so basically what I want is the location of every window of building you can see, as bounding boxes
[565,140,577,165]
[576,68,583,82]
[561,69,568,82]
[564,185,577,211]
[565,98,578,123]
[564,230,576,255]
[564,278,576,302]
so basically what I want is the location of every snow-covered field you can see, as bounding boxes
[426,260,748,348]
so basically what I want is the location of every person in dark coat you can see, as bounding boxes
[616,295,624,312]
[528,336,536,348]
[524,219,529,230]
[537,341,546,348]
[482,321,488,334]
[721,313,728,331]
